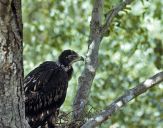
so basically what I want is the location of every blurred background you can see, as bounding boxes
[22,0,163,127]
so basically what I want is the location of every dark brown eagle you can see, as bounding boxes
[24,50,84,128]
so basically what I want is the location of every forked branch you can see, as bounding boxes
[73,0,135,120]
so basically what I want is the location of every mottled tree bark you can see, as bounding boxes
[0,0,28,127]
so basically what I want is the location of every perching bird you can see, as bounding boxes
[24,49,84,128]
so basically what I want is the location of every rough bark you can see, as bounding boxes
[0,0,28,127]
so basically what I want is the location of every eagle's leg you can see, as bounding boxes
[47,121,55,128]
[47,115,56,128]
[47,108,59,128]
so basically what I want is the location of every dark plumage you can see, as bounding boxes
[24,50,84,128]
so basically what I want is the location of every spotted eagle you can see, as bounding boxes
[24,50,84,128]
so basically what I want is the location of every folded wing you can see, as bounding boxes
[24,61,68,127]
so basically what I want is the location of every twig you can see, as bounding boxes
[101,0,133,35]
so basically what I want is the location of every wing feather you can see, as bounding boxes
[24,61,68,126]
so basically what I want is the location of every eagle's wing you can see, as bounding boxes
[24,61,68,127]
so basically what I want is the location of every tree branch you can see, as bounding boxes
[73,0,103,120]
[102,0,133,35]
[81,71,163,128]
[73,0,135,120]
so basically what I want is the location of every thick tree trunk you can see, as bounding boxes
[0,0,28,127]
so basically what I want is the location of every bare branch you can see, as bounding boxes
[73,0,135,120]
[81,71,163,128]
[73,0,103,120]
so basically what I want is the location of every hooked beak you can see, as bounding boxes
[71,55,84,64]
[74,55,84,62]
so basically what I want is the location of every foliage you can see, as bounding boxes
[23,0,163,127]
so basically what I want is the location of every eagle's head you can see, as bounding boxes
[58,49,84,66]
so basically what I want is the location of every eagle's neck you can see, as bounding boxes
[56,61,73,81]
